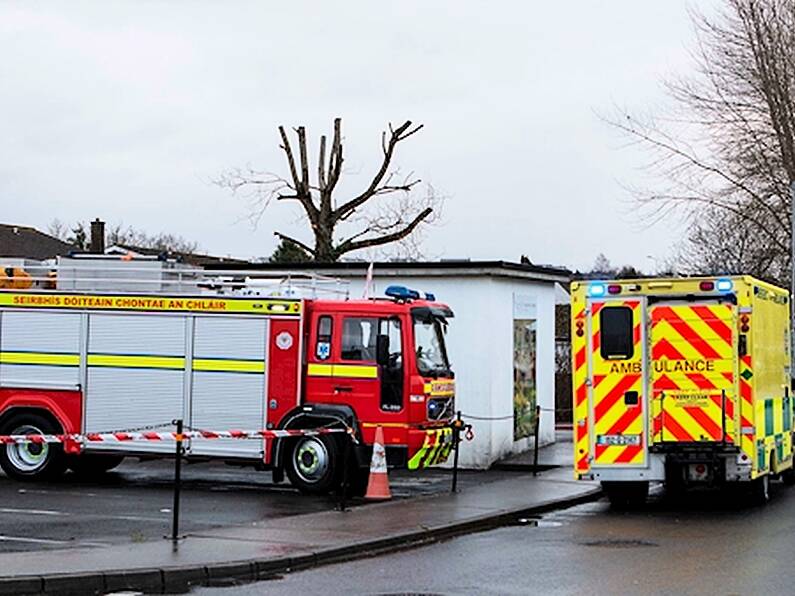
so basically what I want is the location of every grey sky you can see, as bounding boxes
[0,1,717,271]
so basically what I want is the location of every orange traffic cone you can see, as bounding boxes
[365,425,392,500]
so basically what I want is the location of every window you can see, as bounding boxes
[315,315,333,360]
[600,307,634,360]
[379,317,403,411]
[379,317,403,369]
[341,317,378,361]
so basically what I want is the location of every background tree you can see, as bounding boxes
[608,0,795,285]
[216,118,442,262]
[269,238,310,263]
[49,219,199,254]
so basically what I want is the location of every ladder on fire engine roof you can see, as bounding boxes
[1,256,351,300]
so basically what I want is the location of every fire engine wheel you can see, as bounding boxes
[602,481,649,509]
[68,453,125,477]
[285,435,341,494]
[0,413,67,481]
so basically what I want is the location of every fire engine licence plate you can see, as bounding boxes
[596,434,641,446]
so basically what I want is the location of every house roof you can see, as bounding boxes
[106,244,251,267]
[0,224,77,260]
[212,259,571,284]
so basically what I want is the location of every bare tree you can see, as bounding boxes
[216,118,442,262]
[607,0,795,284]
[48,220,199,254]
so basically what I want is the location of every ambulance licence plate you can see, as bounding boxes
[596,434,641,446]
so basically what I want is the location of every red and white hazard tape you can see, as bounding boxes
[0,427,352,445]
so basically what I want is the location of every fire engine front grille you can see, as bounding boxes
[427,397,453,421]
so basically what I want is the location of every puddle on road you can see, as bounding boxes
[581,538,659,548]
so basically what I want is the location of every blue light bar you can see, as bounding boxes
[716,279,734,292]
[589,283,607,297]
[424,292,436,301]
[385,285,420,300]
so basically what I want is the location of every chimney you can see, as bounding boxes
[90,218,105,254]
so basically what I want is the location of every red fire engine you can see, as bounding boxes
[0,261,455,494]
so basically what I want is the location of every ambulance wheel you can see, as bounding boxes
[602,481,648,509]
[285,435,341,494]
[0,413,67,481]
[68,453,125,477]
[782,466,795,486]
[750,474,770,505]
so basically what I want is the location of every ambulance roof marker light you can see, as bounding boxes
[716,279,734,293]
[589,283,607,298]
[607,284,622,295]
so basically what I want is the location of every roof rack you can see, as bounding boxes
[0,256,351,300]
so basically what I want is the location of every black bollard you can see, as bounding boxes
[533,405,541,477]
[338,433,352,512]
[451,411,462,493]
[172,419,183,541]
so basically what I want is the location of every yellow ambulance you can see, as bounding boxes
[571,276,793,506]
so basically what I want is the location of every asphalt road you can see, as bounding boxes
[0,459,505,554]
[193,480,795,596]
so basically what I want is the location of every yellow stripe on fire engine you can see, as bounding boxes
[0,292,301,316]
[307,363,378,379]
[192,358,265,374]
[0,351,80,367]
[87,354,186,370]
[423,381,455,396]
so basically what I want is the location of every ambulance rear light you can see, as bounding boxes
[607,284,622,295]
[699,281,715,291]
[589,283,606,297]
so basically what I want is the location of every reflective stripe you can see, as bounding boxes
[307,363,378,379]
[423,381,455,397]
[0,351,79,367]
[0,352,266,374]
[407,428,453,470]
[87,354,185,370]
[193,358,265,374]
[307,363,334,376]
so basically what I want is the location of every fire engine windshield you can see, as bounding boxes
[412,308,452,378]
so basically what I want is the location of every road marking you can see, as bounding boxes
[0,507,69,517]
[0,535,107,547]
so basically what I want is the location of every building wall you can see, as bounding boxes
[341,274,557,468]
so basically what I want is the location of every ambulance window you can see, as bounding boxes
[342,317,378,361]
[315,316,333,361]
[600,307,634,360]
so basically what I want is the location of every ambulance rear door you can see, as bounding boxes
[588,298,648,468]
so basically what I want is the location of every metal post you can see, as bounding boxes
[338,434,352,512]
[451,411,462,493]
[172,419,183,542]
[533,405,541,477]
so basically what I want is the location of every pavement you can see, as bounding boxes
[0,434,598,595]
[208,474,795,595]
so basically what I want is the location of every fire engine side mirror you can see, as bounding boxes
[376,334,390,366]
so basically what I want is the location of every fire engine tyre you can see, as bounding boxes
[602,481,649,509]
[285,434,341,494]
[68,454,125,477]
[0,413,67,481]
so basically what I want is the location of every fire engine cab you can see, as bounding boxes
[0,260,456,494]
